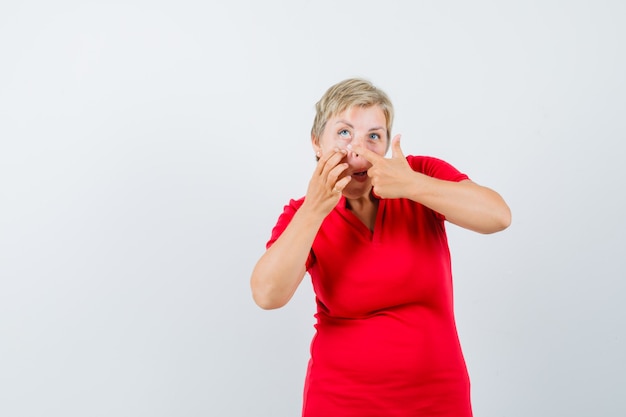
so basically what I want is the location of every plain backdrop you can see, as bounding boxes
[1,1,624,416]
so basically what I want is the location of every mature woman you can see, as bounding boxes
[250,78,511,417]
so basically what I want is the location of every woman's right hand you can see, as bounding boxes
[250,148,351,309]
[303,148,352,217]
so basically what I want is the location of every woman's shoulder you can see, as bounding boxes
[272,197,306,223]
[406,154,450,169]
[283,196,306,211]
[406,155,469,182]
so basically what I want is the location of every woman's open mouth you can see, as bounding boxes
[351,170,369,182]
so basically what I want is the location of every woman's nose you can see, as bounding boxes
[346,144,362,161]
[350,134,365,147]
[346,135,365,157]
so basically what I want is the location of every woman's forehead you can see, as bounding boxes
[329,105,387,124]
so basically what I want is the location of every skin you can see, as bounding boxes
[250,105,511,310]
[311,106,389,229]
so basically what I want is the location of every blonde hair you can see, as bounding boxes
[311,78,394,151]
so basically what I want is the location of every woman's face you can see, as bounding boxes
[313,105,388,199]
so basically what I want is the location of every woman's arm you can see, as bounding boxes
[405,176,511,234]
[250,204,323,309]
[353,136,511,234]
[250,149,351,309]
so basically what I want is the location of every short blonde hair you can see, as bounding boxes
[311,78,394,151]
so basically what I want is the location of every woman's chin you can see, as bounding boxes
[342,181,372,200]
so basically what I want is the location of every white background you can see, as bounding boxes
[1,1,624,416]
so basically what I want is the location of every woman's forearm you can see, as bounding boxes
[251,149,350,309]
[407,175,511,234]
[250,204,324,309]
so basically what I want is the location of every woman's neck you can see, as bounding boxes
[345,192,379,231]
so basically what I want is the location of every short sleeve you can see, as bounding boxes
[266,197,315,269]
[406,155,469,182]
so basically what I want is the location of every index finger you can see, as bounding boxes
[350,144,382,164]
[315,148,347,175]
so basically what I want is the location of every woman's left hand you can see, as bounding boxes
[355,134,511,234]
[352,135,416,199]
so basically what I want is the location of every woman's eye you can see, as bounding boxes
[369,133,380,140]
[338,129,351,138]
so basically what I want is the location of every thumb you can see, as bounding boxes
[391,134,404,159]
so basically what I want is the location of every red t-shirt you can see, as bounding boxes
[267,156,473,417]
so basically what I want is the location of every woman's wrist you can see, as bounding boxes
[401,171,429,202]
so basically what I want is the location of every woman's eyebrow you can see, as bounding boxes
[334,120,354,128]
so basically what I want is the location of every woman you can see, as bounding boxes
[250,78,511,416]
